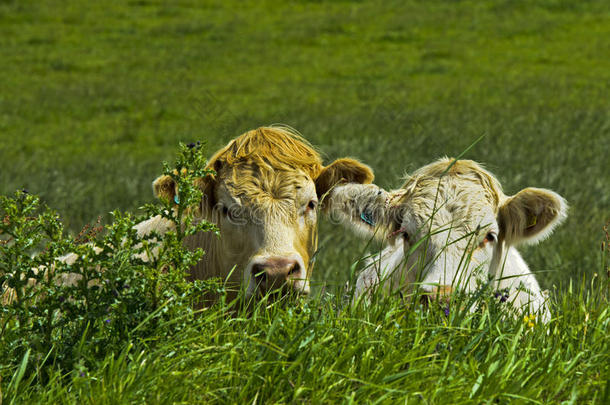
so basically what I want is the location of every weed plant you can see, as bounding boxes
[0,143,219,396]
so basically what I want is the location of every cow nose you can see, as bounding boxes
[251,257,301,293]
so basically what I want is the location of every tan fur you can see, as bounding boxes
[147,126,374,300]
[498,187,568,246]
[315,158,375,198]
[153,172,179,204]
[208,127,324,178]
[154,129,373,209]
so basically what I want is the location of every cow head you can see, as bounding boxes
[153,127,374,299]
[326,158,567,303]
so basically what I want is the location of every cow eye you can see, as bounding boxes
[485,232,496,243]
[221,205,238,220]
[221,204,244,223]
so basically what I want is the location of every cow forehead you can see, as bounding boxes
[395,159,504,231]
[208,127,324,180]
[217,165,316,211]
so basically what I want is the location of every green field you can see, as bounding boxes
[1,0,609,403]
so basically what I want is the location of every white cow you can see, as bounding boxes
[326,158,567,321]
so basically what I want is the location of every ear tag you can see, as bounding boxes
[360,211,375,227]
[174,195,180,204]
[527,214,537,228]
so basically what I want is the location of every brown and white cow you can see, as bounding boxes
[137,126,374,300]
[325,158,567,321]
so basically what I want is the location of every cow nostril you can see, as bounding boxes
[251,264,267,284]
[287,262,301,277]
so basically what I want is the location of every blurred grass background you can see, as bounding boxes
[1,0,608,289]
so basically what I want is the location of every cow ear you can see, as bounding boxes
[315,158,374,197]
[323,183,390,240]
[153,175,177,204]
[152,174,217,210]
[497,187,567,246]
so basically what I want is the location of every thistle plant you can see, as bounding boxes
[0,142,218,386]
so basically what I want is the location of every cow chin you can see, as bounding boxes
[244,253,310,299]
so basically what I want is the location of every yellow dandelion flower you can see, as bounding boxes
[523,314,536,328]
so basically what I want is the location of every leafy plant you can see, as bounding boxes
[0,142,219,391]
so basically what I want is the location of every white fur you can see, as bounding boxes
[331,159,566,322]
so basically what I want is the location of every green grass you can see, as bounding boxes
[5,279,610,404]
[1,0,609,403]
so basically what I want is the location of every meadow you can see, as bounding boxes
[1,0,609,403]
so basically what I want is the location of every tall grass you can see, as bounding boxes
[4,271,608,404]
